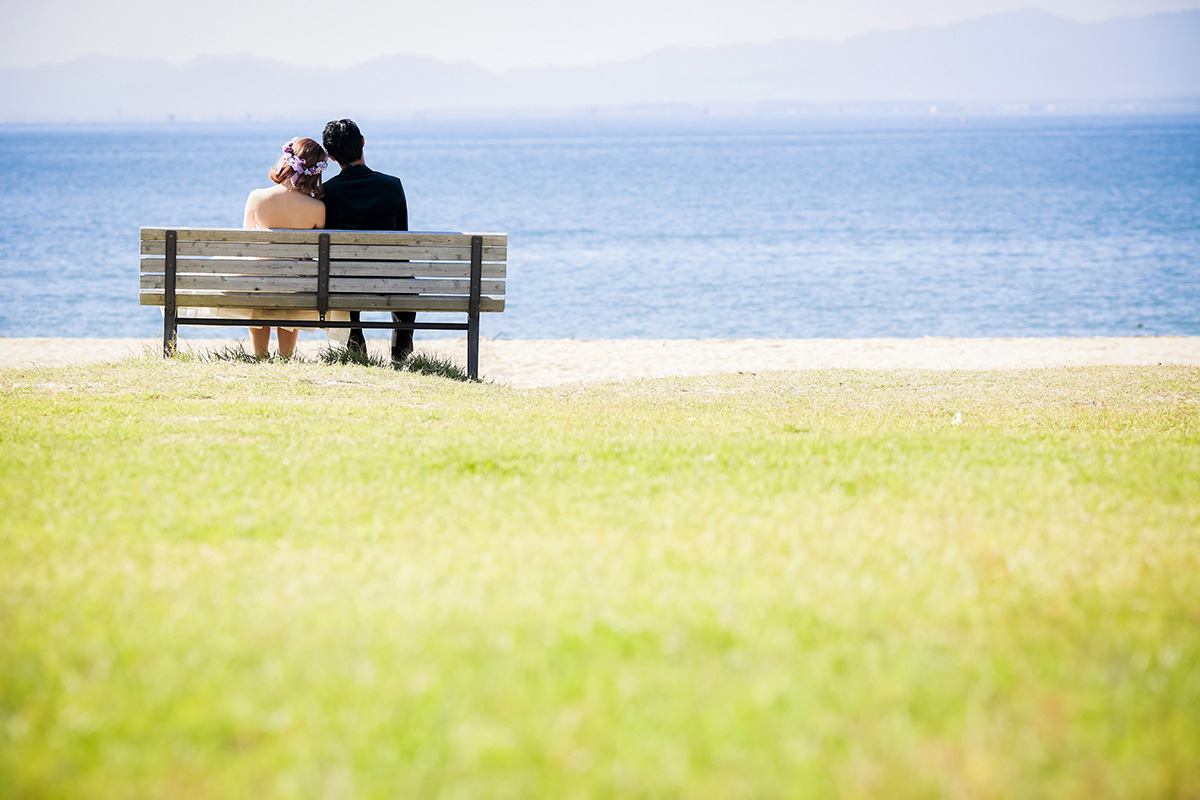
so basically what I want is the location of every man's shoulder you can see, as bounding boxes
[366,169,402,188]
[325,167,400,189]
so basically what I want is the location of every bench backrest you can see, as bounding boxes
[140,228,506,314]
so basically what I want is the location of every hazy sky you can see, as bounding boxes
[3,0,1199,72]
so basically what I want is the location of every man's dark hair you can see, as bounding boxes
[322,119,364,164]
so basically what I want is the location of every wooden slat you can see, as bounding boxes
[140,257,319,276]
[328,278,504,295]
[140,257,506,280]
[142,240,506,261]
[334,295,504,312]
[141,275,311,292]
[140,292,504,313]
[141,228,507,247]
[141,275,505,295]
[330,261,506,279]
[141,292,315,308]
[329,244,506,261]
[142,241,318,258]
[141,228,322,245]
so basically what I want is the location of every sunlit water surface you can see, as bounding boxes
[2,115,1197,340]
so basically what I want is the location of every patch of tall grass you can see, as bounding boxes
[184,341,473,381]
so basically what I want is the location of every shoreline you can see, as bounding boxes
[1,336,1197,388]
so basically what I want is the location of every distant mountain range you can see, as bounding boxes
[2,9,1198,121]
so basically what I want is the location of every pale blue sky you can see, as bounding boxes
[3,0,1198,72]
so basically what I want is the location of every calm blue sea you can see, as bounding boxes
[1,115,1198,340]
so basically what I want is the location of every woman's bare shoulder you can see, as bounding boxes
[245,186,274,206]
[245,186,324,228]
[297,193,325,209]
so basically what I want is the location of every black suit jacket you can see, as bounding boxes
[323,164,408,231]
[321,163,414,358]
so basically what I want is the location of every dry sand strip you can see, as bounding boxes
[1,336,1198,388]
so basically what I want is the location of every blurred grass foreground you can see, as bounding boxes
[1,358,1198,798]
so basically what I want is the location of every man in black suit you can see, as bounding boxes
[321,118,414,361]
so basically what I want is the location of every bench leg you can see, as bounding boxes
[467,234,482,380]
[163,311,177,357]
[467,314,479,380]
[163,229,178,357]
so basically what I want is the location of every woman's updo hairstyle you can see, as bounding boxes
[270,137,328,199]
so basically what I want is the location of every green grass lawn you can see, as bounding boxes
[1,358,1198,798]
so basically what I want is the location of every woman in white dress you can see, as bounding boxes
[240,138,329,358]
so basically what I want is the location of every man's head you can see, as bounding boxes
[322,119,364,165]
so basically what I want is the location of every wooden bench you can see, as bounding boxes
[140,227,506,378]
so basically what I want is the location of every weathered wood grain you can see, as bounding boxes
[140,227,506,247]
[142,240,507,261]
[140,257,507,279]
[141,275,505,295]
[140,292,505,313]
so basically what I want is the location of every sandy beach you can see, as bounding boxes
[1,335,1197,387]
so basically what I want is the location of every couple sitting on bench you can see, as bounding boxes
[237,118,413,360]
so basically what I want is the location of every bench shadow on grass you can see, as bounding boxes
[180,343,475,382]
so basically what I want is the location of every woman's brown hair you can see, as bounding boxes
[270,137,327,199]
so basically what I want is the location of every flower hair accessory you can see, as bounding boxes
[282,139,328,185]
